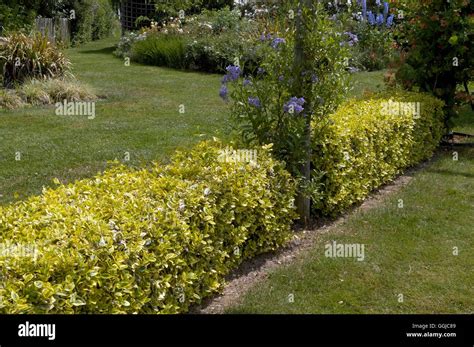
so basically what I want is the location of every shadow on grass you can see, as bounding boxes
[79,46,116,55]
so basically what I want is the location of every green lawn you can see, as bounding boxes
[0,38,391,205]
[227,109,474,314]
[0,38,230,204]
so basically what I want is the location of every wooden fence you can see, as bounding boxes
[35,18,71,45]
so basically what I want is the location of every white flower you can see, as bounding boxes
[204,188,211,196]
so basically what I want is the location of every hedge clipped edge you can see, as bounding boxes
[312,90,445,216]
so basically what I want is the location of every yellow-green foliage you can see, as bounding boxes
[312,91,445,216]
[0,141,296,313]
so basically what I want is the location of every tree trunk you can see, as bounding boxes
[294,0,313,227]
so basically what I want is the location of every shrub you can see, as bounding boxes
[0,33,71,88]
[185,32,258,73]
[223,3,350,178]
[0,141,296,313]
[154,0,234,22]
[114,31,147,58]
[71,0,118,45]
[0,2,37,33]
[311,91,445,216]
[132,34,188,69]
[394,0,474,128]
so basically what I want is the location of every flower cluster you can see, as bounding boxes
[283,97,305,115]
[248,97,261,108]
[341,32,359,46]
[220,65,242,100]
[260,33,286,49]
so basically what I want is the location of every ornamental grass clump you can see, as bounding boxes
[0,33,71,88]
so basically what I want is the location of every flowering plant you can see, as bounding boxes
[220,2,350,178]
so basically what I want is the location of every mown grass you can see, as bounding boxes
[0,38,391,204]
[227,108,474,314]
[0,38,231,204]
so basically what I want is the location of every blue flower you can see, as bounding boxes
[383,2,389,17]
[271,37,286,49]
[284,97,305,115]
[386,14,394,27]
[219,85,228,101]
[367,11,376,25]
[362,0,367,20]
[248,96,261,108]
[376,13,384,25]
[243,79,252,86]
[226,65,241,81]
[375,0,381,6]
[342,32,358,46]
[222,74,231,84]
[257,67,266,75]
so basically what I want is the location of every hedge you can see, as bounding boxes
[0,141,296,313]
[312,90,445,216]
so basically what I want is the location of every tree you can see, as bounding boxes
[395,0,474,129]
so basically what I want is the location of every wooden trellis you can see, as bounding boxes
[120,0,156,31]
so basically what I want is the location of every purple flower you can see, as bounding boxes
[257,67,266,75]
[226,65,241,81]
[271,37,285,49]
[362,0,367,20]
[243,79,252,86]
[375,0,381,6]
[278,75,285,82]
[222,74,231,84]
[284,97,305,115]
[383,2,389,18]
[311,74,319,83]
[367,11,376,25]
[219,85,228,101]
[386,14,394,27]
[248,96,261,108]
[376,13,384,25]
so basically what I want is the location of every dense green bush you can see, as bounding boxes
[121,7,259,74]
[0,2,36,33]
[0,141,296,313]
[394,0,474,127]
[311,91,445,216]
[154,0,234,22]
[131,34,188,70]
[0,33,71,87]
[72,0,118,44]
